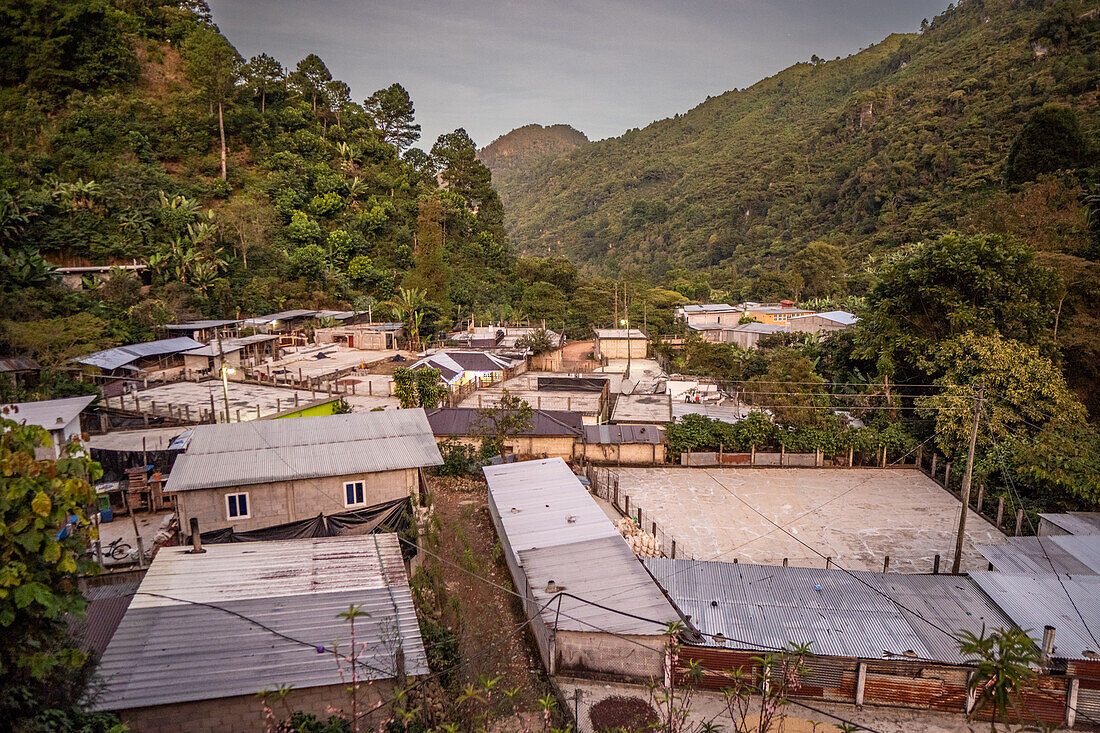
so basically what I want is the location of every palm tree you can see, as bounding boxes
[387,287,427,352]
[957,625,1041,732]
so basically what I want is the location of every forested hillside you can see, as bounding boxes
[499,0,1099,279]
[478,123,588,184]
[0,0,519,383]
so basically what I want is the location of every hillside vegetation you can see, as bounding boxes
[478,123,588,183]
[498,0,1099,279]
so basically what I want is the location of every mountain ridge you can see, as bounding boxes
[493,0,1100,278]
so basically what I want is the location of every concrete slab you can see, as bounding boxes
[131,380,316,421]
[264,344,397,379]
[611,467,1004,573]
[611,394,673,423]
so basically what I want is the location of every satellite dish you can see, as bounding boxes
[620,379,635,395]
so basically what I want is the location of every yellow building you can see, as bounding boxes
[737,301,816,325]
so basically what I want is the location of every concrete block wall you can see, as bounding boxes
[119,681,391,733]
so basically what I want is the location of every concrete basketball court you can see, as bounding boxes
[612,467,1005,573]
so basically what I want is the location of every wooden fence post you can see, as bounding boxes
[976,485,984,513]
[931,453,938,479]
[1015,509,1024,536]
[933,554,941,574]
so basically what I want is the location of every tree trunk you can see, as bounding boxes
[1053,292,1065,342]
[218,101,227,180]
[261,90,266,113]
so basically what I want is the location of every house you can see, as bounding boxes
[788,310,859,337]
[76,337,204,379]
[580,424,665,464]
[593,328,648,360]
[90,534,428,733]
[1,394,96,459]
[164,319,241,342]
[675,303,741,327]
[53,262,146,290]
[485,458,679,681]
[737,300,816,325]
[426,407,582,460]
[166,410,442,534]
[181,334,282,374]
[410,351,521,387]
[314,322,404,350]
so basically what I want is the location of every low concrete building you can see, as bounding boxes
[76,337,204,379]
[314,322,404,350]
[737,300,815,324]
[593,328,648,360]
[675,303,741,327]
[181,334,281,374]
[485,458,679,681]
[580,424,665,465]
[426,407,582,460]
[726,321,789,348]
[166,410,442,534]
[788,310,859,337]
[1,394,96,459]
[91,534,428,733]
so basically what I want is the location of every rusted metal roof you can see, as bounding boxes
[91,535,428,711]
[0,356,40,373]
[427,407,582,437]
[165,409,442,493]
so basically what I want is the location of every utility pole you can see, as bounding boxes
[952,386,984,574]
[217,336,231,423]
[621,284,632,380]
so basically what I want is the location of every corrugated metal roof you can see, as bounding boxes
[521,536,679,636]
[182,333,280,357]
[0,356,40,373]
[71,582,139,658]
[92,535,428,711]
[76,337,204,371]
[427,408,582,437]
[645,559,1013,664]
[165,319,240,330]
[583,424,665,445]
[1,394,95,431]
[485,458,620,567]
[1040,512,1100,536]
[732,322,790,334]
[977,537,1098,575]
[242,309,321,325]
[166,410,442,493]
[1053,535,1100,575]
[971,571,1100,661]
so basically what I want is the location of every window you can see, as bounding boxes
[226,492,250,519]
[344,481,366,507]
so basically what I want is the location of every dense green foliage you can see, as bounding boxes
[0,419,117,731]
[0,0,530,369]
[499,0,1099,283]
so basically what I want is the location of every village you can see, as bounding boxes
[4,299,1098,733]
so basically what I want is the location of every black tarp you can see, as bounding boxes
[92,448,182,482]
[197,497,416,558]
[537,376,609,393]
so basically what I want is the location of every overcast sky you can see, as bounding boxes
[209,0,950,149]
